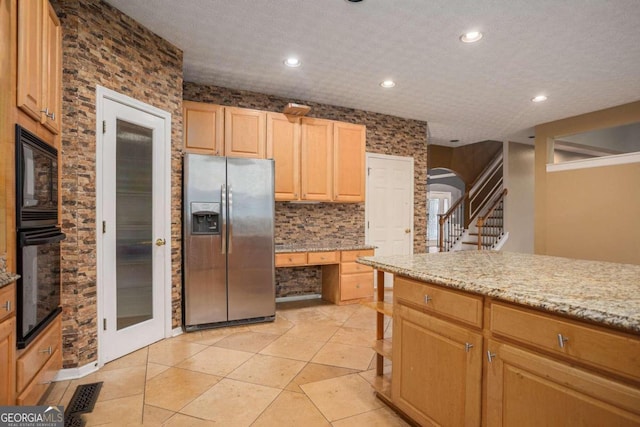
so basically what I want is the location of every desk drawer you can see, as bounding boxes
[307,251,339,264]
[0,283,15,322]
[341,261,373,275]
[17,316,61,392]
[275,252,307,267]
[340,272,373,301]
[395,276,483,328]
[341,249,374,262]
[491,302,640,381]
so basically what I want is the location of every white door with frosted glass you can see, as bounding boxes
[365,153,414,288]
[99,90,170,364]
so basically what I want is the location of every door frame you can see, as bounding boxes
[365,153,414,287]
[95,85,172,367]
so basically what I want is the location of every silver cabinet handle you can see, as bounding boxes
[228,185,233,254]
[40,108,55,120]
[465,343,474,352]
[424,295,432,304]
[39,346,52,355]
[487,351,497,363]
[221,184,227,254]
[557,333,569,348]
[2,301,10,312]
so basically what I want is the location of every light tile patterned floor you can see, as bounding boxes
[44,296,408,426]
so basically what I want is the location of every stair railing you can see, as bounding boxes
[476,188,508,250]
[438,194,466,252]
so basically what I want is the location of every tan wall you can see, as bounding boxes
[535,101,640,264]
[502,142,534,253]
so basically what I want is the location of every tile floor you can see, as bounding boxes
[44,296,407,426]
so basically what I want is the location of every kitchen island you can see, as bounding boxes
[357,251,640,426]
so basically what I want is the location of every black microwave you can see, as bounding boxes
[15,125,58,229]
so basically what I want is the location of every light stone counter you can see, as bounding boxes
[358,251,640,334]
[0,256,19,288]
[275,242,376,254]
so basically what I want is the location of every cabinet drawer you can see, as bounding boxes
[17,316,61,392]
[307,251,339,264]
[340,272,373,301]
[275,252,307,267]
[395,276,483,328]
[491,302,640,381]
[341,261,373,275]
[0,283,15,322]
[16,348,61,406]
[341,249,374,262]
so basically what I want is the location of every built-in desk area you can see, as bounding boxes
[275,242,375,305]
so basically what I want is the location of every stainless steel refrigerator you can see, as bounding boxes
[183,154,275,330]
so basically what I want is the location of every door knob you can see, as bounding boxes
[155,238,166,246]
[405,229,411,234]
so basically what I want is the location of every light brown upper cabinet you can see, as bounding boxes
[266,113,300,200]
[333,122,365,202]
[224,107,266,159]
[183,101,224,155]
[17,0,61,137]
[301,118,333,202]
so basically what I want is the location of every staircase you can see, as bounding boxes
[439,152,508,252]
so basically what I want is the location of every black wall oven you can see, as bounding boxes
[15,125,65,348]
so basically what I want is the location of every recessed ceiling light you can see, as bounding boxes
[531,95,548,103]
[284,57,301,68]
[380,80,396,88]
[460,31,483,43]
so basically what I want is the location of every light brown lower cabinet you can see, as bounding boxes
[0,316,16,405]
[391,301,482,426]
[384,276,640,427]
[16,314,61,405]
[485,339,640,426]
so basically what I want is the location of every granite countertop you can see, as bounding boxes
[357,251,640,334]
[0,258,20,288]
[275,241,376,253]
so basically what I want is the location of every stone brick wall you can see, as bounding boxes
[51,0,183,369]
[184,83,428,297]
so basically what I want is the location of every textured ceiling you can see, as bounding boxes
[104,0,640,146]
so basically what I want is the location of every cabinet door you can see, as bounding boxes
[41,2,61,135]
[392,303,482,426]
[333,122,365,202]
[0,317,16,405]
[485,339,640,427]
[183,101,224,155]
[267,113,300,200]
[17,0,44,122]
[224,107,266,158]
[301,118,333,201]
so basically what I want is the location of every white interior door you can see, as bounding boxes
[365,153,414,288]
[97,87,171,364]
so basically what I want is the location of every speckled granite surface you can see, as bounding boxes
[358,251,640,334]
[275,242,376,254]
[0,256,19,288]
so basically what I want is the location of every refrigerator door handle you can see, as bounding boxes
[221,184,227,254]
[228,185,233,254]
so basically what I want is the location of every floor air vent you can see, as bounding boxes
[64,382,103,427]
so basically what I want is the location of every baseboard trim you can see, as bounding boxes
[276,294,322,303]
[54,361,100,382]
